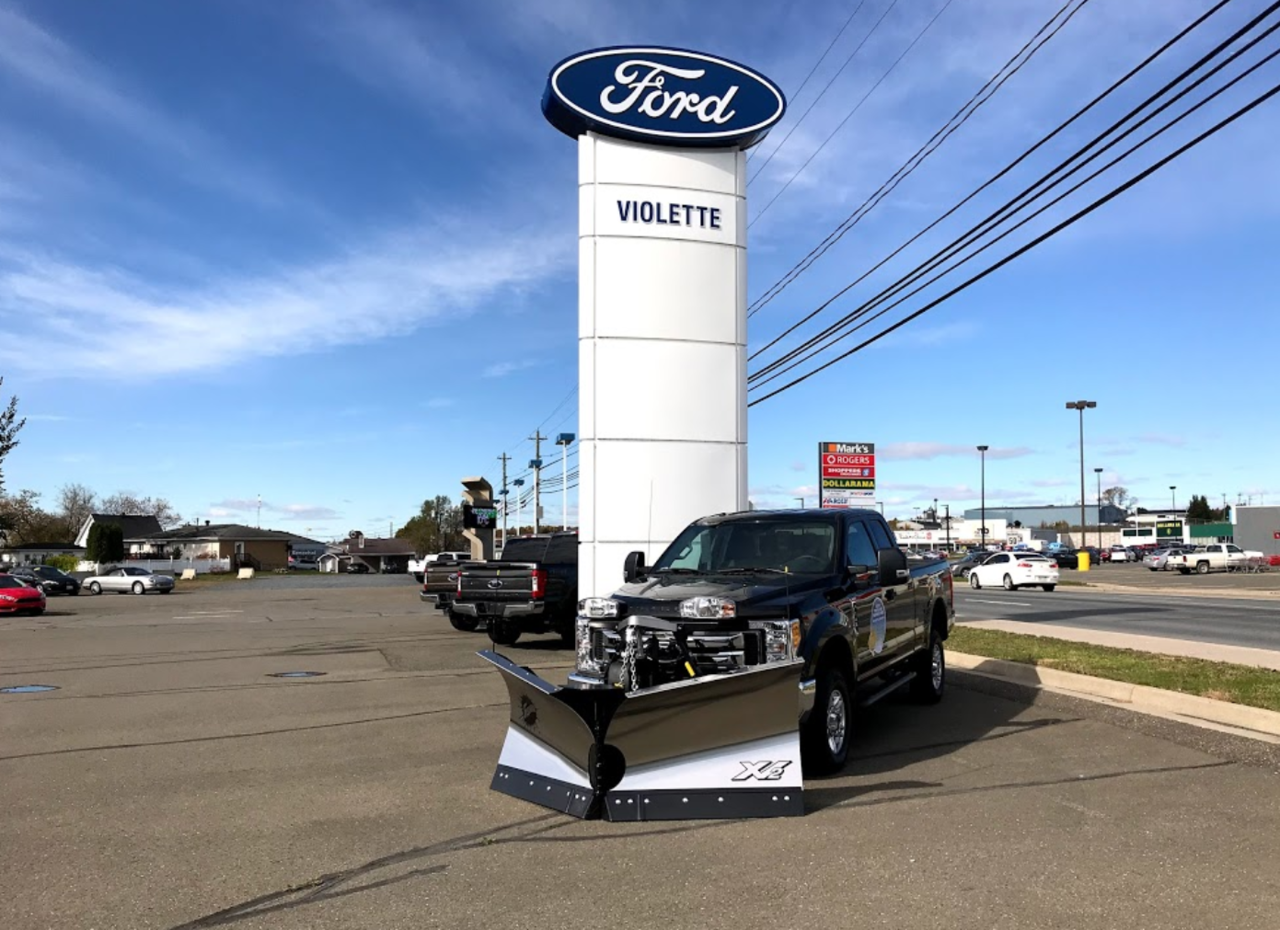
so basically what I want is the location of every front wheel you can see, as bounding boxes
[448,611,480,632]
[1003,574,1017,591]
[488,620,521,646]
[88,581,102,595]
[969,572,982,590]
[802,665,851,774]
[1042,584,1056,592]
[911,631,945,704]
[132,582,146,595]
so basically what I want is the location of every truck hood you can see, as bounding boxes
[611,573,828,616]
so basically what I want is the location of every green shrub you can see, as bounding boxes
[45,554,79,573]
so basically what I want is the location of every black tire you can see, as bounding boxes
[32,608,45,616]
[1003,574,1017,591]
[1179,567,1190,575]
[1149,567,1158,572]
[911,629,945,704]
[132,581,145,595]
[161,589,172,594]
[801,664,852,774]
[88,581,101,595]
[488,620,521,646]
[969,573,981,590]
[1196,561,1210,575]
[448,611,480,632]
[1042,584,1056,592]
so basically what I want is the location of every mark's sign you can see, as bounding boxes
[543,47,786,149]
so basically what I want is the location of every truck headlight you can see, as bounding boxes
[679,596,736,619]
[578,597,622,618]
[751,619,801,662]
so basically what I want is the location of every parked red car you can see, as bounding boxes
[0,574,47,615]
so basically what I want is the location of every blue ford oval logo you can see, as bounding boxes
[544,47,786,150]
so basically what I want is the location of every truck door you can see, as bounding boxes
[865,517,916,657]
[844,518,911,676]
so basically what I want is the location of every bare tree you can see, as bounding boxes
[1101,486,1136,511]
[99,491,183,528]
[57,483,98,533]
[0,378,26,497]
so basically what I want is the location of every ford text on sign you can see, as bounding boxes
[544,47,786,149]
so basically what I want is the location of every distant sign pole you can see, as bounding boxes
[819,442,876,509]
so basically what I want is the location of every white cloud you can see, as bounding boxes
[207,506,238,518]
[483,360,539,379]
[878,442,1033,461]
[211,499,258,512]
[0,223,570,379]
[277,504,340,521]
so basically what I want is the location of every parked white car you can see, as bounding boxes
[968,552,1060,591]
[84,565,175,595]
[1171,544,1263,575]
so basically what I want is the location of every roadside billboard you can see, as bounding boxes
[819,441,875,509]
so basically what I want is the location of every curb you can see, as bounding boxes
[1064,581,1280,600]
[949,651,1280,743]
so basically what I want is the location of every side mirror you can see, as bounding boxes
[877,547,909,587]
[623,550,646,584]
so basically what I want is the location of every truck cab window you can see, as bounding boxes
[845,520,878,571]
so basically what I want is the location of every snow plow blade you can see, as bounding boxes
[479,650,804,821]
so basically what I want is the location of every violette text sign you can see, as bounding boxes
[544,47,786,149]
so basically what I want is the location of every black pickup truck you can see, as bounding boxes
[566,508,954,773]
[420,559,481,630]
[454,533,578,646]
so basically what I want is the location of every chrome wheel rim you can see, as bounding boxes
[931,642,944,691]
[826,689,846,755]
[969,573,980,588]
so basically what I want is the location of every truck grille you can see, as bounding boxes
[590,626,762,674]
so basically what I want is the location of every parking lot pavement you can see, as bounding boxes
[3,583,1279,930]
[1075,562,1280,594]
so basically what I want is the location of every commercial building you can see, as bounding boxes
[1234,505,1280,555]
[961,504,1128,527]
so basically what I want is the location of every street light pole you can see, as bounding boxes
[795,497,805,509]
[555,433,575,531]
[1094,467,1103,551]
[1065,400,1097,548]
[944,504,951,551]
[977,445,989,549]
[1170,485,1177,510]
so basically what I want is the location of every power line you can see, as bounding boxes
[746,0,879,179]
[749,0,956,228]
[749,1,1277,387]
[746,0,1090,320]
[748,74,1280,405]
[747,0,1238,364]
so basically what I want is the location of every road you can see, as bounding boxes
[2,579,1279,929]
[954,585,1280,652]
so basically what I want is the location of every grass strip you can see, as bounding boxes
[949,626,1280,713]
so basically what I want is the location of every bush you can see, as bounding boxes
[45,554,79,573]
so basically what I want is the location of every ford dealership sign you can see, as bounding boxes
[543,47,786,149]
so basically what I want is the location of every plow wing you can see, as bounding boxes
[479,650,804,820]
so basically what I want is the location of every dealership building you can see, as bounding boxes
[961,503,1128,527]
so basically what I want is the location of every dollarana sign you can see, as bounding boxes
[543,47,786,149]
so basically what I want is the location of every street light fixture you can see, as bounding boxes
[795,497,805,509]
[977,445,989,549]
[555,433,575,531]
[1065,400,1097,547]
[512,478,525,537]
[1094,467,1104,551]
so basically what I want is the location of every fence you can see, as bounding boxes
[75,557,232,575]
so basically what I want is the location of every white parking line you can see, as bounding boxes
[184,610,244,615]
[966,598,1033,607]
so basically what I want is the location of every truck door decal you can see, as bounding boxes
[869,596,887,656]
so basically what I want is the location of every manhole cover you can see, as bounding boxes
[1,684,59,693]
[267,671,326,679]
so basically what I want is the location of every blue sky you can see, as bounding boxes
[2,0,1277,540]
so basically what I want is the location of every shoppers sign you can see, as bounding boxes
[543,47,786,148]
[819,442,875,509]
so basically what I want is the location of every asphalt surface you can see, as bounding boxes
[3,580,1279,929]
[955,585,1280,652]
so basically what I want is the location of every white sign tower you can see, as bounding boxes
[544,48,786,597]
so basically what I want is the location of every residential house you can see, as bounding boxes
[75,513,165,555]
[126,522,325,572]
[0,542,87,566]
[318,533,415,574]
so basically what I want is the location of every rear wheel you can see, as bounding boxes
[1042,584,1056,592]
[1003,574,1017,591]
[448,611,480,632]
[911,628,945,704]
[969,573,981,590]
[1196,561,1210,575]
[802,665,851,774]
[488,620,521,646]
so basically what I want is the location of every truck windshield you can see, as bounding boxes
[652,520,837,575]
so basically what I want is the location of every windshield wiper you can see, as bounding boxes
[713,567,791,575]
[648,567,704,575]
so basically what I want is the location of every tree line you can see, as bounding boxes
[0,484,184,548]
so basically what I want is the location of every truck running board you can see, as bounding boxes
[858,671,916,708]
[479,650,805,820]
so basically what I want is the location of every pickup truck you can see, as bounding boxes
[421,558,481,629]
[1173,543,1261,574]
[409,550,471,583]
[567,507,954,774]
[454,532,578,646]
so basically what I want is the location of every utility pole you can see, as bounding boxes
[257,493,261,529]
[529,431,546,535]
[497,453,510,550]
[944,504,950,551]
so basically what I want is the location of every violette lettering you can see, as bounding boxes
[617,200,721,229]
